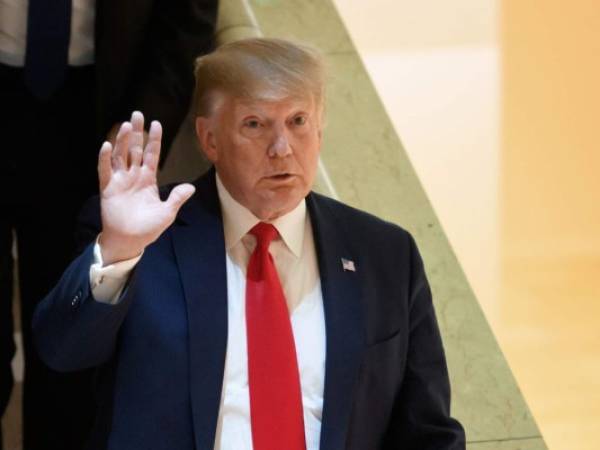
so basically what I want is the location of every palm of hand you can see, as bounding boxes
[102,175,169,241]
[98,112,195,264]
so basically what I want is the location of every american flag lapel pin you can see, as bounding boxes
[341,258,356,272]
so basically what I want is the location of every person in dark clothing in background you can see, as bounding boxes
[0,1,218,448]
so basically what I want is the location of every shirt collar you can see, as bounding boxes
[216,173,306,258]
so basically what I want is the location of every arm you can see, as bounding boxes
[33,112,195,372]
[32,243,138,372]
[382,234,465,449]
[90,239,142,304]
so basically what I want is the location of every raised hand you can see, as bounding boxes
[98,111,195,265]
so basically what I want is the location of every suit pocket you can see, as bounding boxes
[360,329,407,391]
[350,330,407,441]
[365,326,403,349]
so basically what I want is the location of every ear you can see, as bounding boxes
[195,116,218,163]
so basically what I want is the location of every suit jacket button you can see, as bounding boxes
[71,290,82,308]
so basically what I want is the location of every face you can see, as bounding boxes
[196,94,322,221]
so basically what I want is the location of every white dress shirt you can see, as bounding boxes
[89,174,327,450]
[0,0,95,67]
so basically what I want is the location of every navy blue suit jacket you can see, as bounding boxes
[33,170,465,449]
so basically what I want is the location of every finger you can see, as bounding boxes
[129,145,143,168]
[113,122,132,170]
[143,120,163,173]
[98,141,113,191]
[165,183,196,215]
[130,111,145,150]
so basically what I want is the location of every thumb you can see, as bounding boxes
[165,183,196,214]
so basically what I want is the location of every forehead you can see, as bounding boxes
[221,94,318,118]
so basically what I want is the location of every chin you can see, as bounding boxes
[254,195,302,220]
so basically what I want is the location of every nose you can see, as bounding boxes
[268,126,292,158]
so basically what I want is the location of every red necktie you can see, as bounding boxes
[246,223,306,450]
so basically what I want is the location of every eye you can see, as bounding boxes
[292,115,307,126]
[244,119,262,129]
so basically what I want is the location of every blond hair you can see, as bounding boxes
[193,38,326,117]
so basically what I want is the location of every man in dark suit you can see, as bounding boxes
[33,38,465,449]
[0,1,217,448]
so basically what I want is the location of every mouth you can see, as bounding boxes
[261,173,298,188]
[265,173,295,181]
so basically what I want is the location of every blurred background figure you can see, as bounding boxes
[0,0,218,448]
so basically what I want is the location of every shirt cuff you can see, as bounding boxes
[89,236,143,304]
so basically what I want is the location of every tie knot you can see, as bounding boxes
[250,222,279,249]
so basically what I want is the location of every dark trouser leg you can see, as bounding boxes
[0,215,15,450]
[17,203,96,450]
[1,63,99,450]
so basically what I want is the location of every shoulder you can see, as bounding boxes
[308,191,414,249]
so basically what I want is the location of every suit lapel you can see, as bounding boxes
[170,178,365,450]
[171,171,228,450]
[307,194,366,450]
